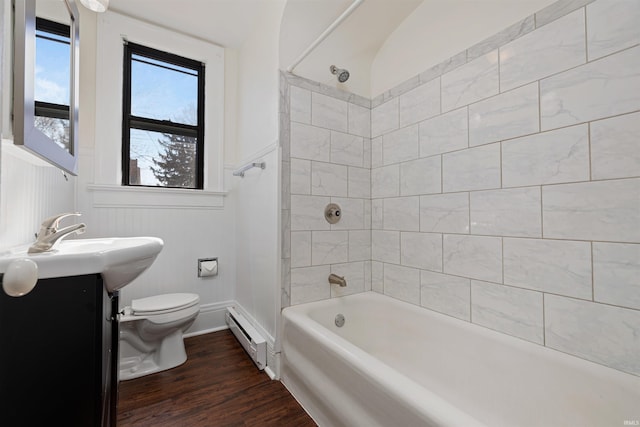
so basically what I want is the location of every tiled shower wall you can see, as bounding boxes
[280,0,640,377]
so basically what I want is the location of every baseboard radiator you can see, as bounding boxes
[225,307,266,370]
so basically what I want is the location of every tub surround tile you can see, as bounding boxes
[329,197,365,231]
[535,0,595,28]
[291,231,311,268]
[290,86,311,124]
[371,98,399,138]
[503,238,592,299]
[282,209,291,259]
[290,159,311,195]
[282,160,291,210]
[545,295,640,376]
[502,124,590,188]
[349,230,371,262]
[372,230,400,264]
[364,261,372,291]
[467,15,536,62]
[540,45,640,130]
[281,258,291,308]
[330,131,364,167]
[291,195,331,231]
[419,51,467,85]
[311,231,349,266]
[500,9,586,92]
[371,261,384,293]
[348,167,371,199]
[371,165,400,199]
[372,75,422,109]
[399,79,441,127]
[442,143,501,193]
[542,178,640,243]
[400,232,442,272]
[284,73,371,108]
[443,234,502,283]
[587,0,640,60]
[590,112,640,180]
[472,280,544,344]
[470,187,542,238]
[311,162,348,197]
[420,193,470,234]
[290,265,331,305]
[419,107,468,158]
[331,262,366,297]
[348,103,371,138]
[383,125,419,165]
[441,50,499,112]
[468,83,539,147]
[290,122,330,162]
[593,242,640,310]
[371,199,383,229]
[383,197,420,232]
[311,92,348,132]
[420,271,471,321]
[371,136,383,168]
[400,156,441,196]
[363,138,372,169]
[383,264,421,305]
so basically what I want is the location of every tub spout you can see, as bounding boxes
[328,273,347,287]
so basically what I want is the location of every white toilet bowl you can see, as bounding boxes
[118,293,200,381]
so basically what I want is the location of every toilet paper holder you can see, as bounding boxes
[198,258,218,277]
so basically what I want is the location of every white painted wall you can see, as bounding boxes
[370,0,558,96]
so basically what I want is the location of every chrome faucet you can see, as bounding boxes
[328,273,347,287]
[28,213,86,254]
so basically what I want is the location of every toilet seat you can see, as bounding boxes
[131,293,199,316]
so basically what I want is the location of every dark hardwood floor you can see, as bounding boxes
[117,330,316,426]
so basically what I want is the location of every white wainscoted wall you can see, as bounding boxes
[281,0,640,378]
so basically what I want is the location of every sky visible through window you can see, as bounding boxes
[35,29,70,105]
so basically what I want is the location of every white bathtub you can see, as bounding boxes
[281,292,640,427]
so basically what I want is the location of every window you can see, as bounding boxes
[35,18,71,152]
[122,42,205,189]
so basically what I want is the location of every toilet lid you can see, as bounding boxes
[131,293,200,315]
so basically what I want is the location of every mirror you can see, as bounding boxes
[12,0,79,175]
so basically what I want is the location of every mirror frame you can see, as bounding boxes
[13,0,79,175]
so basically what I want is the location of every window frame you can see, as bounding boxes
[121,41,205,189]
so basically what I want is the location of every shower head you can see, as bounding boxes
[330,65,350,83]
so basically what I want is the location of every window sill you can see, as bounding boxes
[87,184,227,209]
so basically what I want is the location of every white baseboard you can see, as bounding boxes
[184,300,233,338]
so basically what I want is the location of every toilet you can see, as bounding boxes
[118,293,200,381]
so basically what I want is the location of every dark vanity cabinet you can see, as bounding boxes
[0,274,119,426]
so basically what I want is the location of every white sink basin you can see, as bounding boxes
[0,237,163,293]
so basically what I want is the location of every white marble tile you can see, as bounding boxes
[472,281,544,344]
[348,230,371,262]
[311,92,348,132]
[545,295,640,376]
[348,102,371,138]
[372,261,384,293]
[330,197,365,231]
[542,178,640,242]
[331,131,364,167]
[419,107,468,158]
[591,112,640,180]
[290,158,311,195]
[593,242,640,310]
[502,124,590,187]
[443,234,502,283]
[331,262,366,298]
[420,271,471,321]
[363,138,371,169]
[371,136,383,168]
[540,45,640,130]
[420,193,470,234]
[468,83,539,147]
[442,143,501,193]
[291,231,311,268]
[470,187,542,238]
[282,208,290,259]
[503,238,592,299]
[364,260,372,291]
[401,232,442,272]
[291,195,331,231]
[290,86,311,124]
[311,162,348,197]
[383,264,421,305]
[441,50,499,112]
[383,125,419,165]
[311,230,349,266]
[282,161,291,210]
[363,199,371,230]
[400,156,441,196]
[371,199,383,229]
[468,15,536,61]
[371,98,399,138]
[290,122,330,162]
[372,230,400,264]
[399,78,441,127]
[535,0,593,28]
[371,165,400,199]
[500,9,586,92]
[420,51,467,84]
[348,167,370,199]
[290,265,331,305]
[383,196,420,232]
[587,0,640,60]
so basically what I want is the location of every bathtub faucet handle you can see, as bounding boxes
[328,273,347,287]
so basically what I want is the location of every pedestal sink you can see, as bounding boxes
[0,237,163,293]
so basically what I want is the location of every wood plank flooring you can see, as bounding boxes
[117,330,316,427]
